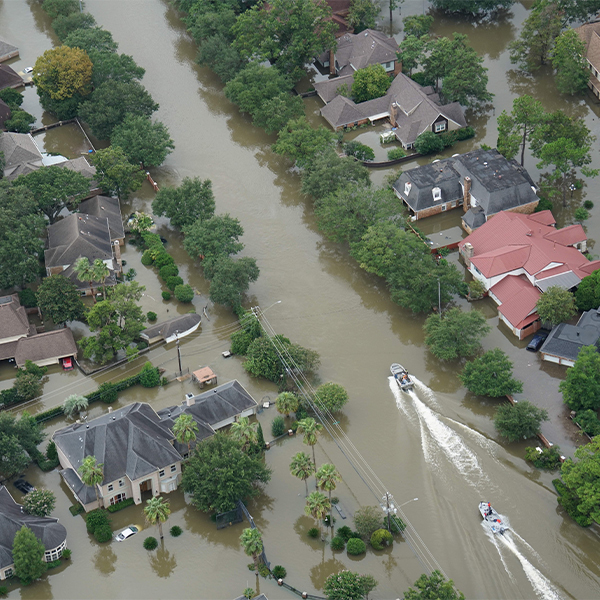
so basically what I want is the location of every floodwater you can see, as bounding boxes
[1,0,600,598]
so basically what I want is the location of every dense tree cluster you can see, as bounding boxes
[459,349,523,397]
[0,411,45,479]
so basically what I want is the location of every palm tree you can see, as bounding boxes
[229,417,258,452]
[297,417,323,478]
[304,491,330,541]
[144,496,171,540]
[63,394,89,418]
[74,257,110,302]
[239,527,263,575]
[275,392,299,417]
[316,463,341,537]
[78,455,104,507]
[93,259,110,300]
[172,413,198,456]
[290,452,315,497]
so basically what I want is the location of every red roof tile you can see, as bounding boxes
[527,210,556,226]
[471,245,530,278]
[543,224,586,246]
[492,276,540,327]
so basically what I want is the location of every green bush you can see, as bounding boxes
[343,141,375,161]
[141,250,154,266]
[170,525,183,537]
[174,284,195,303]
[61,549,72,559]
[457,126,476,140]
[535,197,554,213]
[272,565,287,579]
[18,288,38,308]
[584,200,594,210]
[154,253,175,269]
[136,340,148,351]
[295,404,308,421]
[46,440,58,461]
[37,457,60,472]
[69,504,84,516]
[439,130,459,148]
[387,515,406,533]
[95,523,113,543]
[330,536,345,550]
[147,311,157,322]
[0,586,7,596]
[336,526,353,542]
[553,478,592,527]
[143,536,158,550]
[258,564,270,578]
[166,275,184,291]
[162,291,172,301]
[346,537,366,555]
[524,446,562,470]
[271,415,286,437]
[387,147,406,160]
[47,559,61,569]
[574,409,600,436]
[370,528,393,550]
[141,232,162,248]
[86,509,109,534]
[139,362,160,388]
[159,264,179,281]
[307,527,319,538]
[125,268,137,281]
[106,498,135,513]
[97,381,118,404]
[414,131,444,155]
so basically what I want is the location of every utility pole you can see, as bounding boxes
[175,330,182,375]
[438,279,441,317]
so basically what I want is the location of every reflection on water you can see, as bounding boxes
[148,544,177,578]
[94,545,117,576]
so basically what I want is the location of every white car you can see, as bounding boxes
[23,67,33,74]
[114,525,140,542]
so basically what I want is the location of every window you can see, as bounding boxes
[159,469,165,477]
[107,484,113,492]
[441,204,447,211]
[383,61,394,71]
[404,182,412,196]
[435,121,446,133]
[170,465,176,473]
[4,569,13,578]
[110,493,126,505]
[119,479,124,488]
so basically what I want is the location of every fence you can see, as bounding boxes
[215,503,244,529]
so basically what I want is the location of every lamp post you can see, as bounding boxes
[175,330,182,375]
[382,494,419,531]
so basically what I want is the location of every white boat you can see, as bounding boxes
[479,501,506,534]
[390,363,413,391]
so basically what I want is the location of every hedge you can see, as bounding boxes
[106,498,135,513]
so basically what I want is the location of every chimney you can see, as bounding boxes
[329,49,335,75]
[185,393,195,407]
[390,102,398,126]
[462,242,474,266]
[463,176,471,213]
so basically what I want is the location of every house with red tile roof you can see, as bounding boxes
[459,211,600,339]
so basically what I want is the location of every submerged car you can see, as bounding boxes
[114,526,140,542]
[526,331,548,352]
[23,66,33,74]
[14,479,35,494]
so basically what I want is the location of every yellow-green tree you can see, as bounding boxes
[33,46,93,100]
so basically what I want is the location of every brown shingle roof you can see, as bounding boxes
[0,294,30,341]
[0,132,43,180]
[575,21,600,69]
[14,328,77,368]
[335,29,398,74]
[0,64,23,91]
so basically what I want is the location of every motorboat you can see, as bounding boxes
[390,363,413,392]
[479,501,506,534]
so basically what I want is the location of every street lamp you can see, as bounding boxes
[398,497,419,509]
[262,300,282,313]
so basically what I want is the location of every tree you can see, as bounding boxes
[353,505,383,541]
[315,383,348,413]
[78,455,104,506]
[343,141,375,161]
[37,274,85,325]
[207,256,260,310]
[403,570,465,600]
[424,308,490,361]
[90,146,145,200]
[0,88,24,110]
[317,463,341,537]
[297,417,324,474]
[5,110,36,133]
[229,417,258,452]
[351,64,392,103]
[23,489,56,517]
[181,433,271,513]
[413,131,445,155]
[536,286,577,326]
[153,178,215,230]
[272,117,335,169]
[558,0,600,24]
[14,362,48,402]
[552,29,590,95]
[53,11,97,41]
[183,214,244,261]
[239,528,263,575]
[78,80,159,140]
[88,51,146,89]
[431,0,513,13]
[559,345,600,412]
[18,165,90,223]
[509,1,563,72]
[144,496,171,539]
[42,0,79,18]
[253,92,305,135]
[33,45,93,100]
[0,434,30,479]
[74,257,110,302]
[63,394,89,418]
[324,570,376,600]
[196,34,246,83]
[0,180,45,290]
[403,15,434,38]
[172,413,199,455]
[232,0,337,82]
[305,491,330,540]
[129,212,154,236]
[139,362,160,387]
[459,349,523,397]
[575,269,600,311]
[360,574,378,599]
[276,392,299,417]
[347,0,379,31]
[290,452,315,497]
[496,95,544,166]
[494,400,548,442]
[12,526,47,585]
[398,35,427,77]
[111,114,174,169]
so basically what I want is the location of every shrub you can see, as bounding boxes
[387,147,406,160]
[162,291,172,301]
[143,536,158,550]
[159,264,179,281]
[272,565,287,579]
[457,126,476,140]
[330,536,345,550]
[0,586,7,596]
[61,549,71,559]
[553,478,592,527]
[258,564,270,578]
[343,141,375,161]
[166,275,184,291]
[574,409,600,436]
[307,527,319,538]
[524,446,562,470]
[18,288,38,308]
[147,311,157,322]
[354,506,383,540]
[575,207,590,222]
[46,441,58,461]
[69,504,84,516]
[584,200,594,210]
[414,131,444,155]
[141,232,162,248]
[295,404,308,421]
[125,268,137,281]
[439,130,459,148]
[139,362,160,388]
[271,415,286,437]
[86,509,109,534]
[336,525,353,542]
[387,515,406,533]
[154,253,175,269]
[141,250,154,266]
[37,457,60,472]
[346,537,367,555]
[47,559,61,569]
[331,497,339,505]
[106,498,135,512]
[535,196,554,212]
[95,523,113,543]
[174,284,195,303]
[96,381,119,404]
[170,525,183,537]
[370,528,393,550]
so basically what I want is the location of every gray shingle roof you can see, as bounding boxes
[0,132,43,180]
[335,29,398,74]
[60,468,97,505]
[463,206,486,230]
[540,309,600,362]
[79,195,124,242]
[14,328,77,368]
[0,40,18,62]
[314,74,354,103]
[0,486,67,570]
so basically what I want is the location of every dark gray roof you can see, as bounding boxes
[536,271,581,293]
[0,486,67,569]
[141,313,201,341]
[59,262,118,293]
[314,74,354,103]
[54,403,182,485]
[540,309,600,361]
[335,29,398,74]
[463,206,486,230]
[79,196,124,241]
[0,40,18,61]
[60,468,97,506]
[45,213,113,269]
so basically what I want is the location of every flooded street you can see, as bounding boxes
[1,0,600,598]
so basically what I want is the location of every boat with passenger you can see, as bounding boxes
[479,501,506,534]
[390,363,414,392]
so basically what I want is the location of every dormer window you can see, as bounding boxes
[432,187,442,202]
[404,182,412,196]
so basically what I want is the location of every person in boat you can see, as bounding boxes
[487,503,493,517]
[401,374,409,383]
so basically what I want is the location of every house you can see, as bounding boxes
[0,99,10,129]
[0,486,67,580]
[14,329,77,368]
[0,40,19,63]
[0,294,34,362]
[392,148,539,228]
[539,309,600,367]
[54,380,259,511]
[317,29,400,76]
[78,196,125,245]
[140,313,201,345]
[0,132,44,179]
[0,64,23,91]
[315,71,466,147]
[574,20,600,98]
[459,211,600,339]
[44,213,122,295]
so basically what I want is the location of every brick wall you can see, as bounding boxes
[416,199,460,220]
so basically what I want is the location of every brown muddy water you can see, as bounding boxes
[1,0,600,598]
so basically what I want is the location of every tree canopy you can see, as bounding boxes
[551,29,590,95]
[494,400,548,442]
[324,570,378,600]
[575,269,600,311]
[12,526,47,585]
[351,64,392,103]
[207,256,260,310]
[272,118,336,169]
[559,345,600,412]
[431,0,513,14]
[36,274,85,325]
[535,286,577,327]
[403,570,465,600]
[403,15,434,39]
[315,383,349,413]
[63,27,118,54]
[181,433,271,513]
[90,145,145,200]
[459,348,523,397]
[53,11,97,42]
[183,214,244,261]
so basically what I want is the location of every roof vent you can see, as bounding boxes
[483,162,488,167]
[112,415,116,420]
